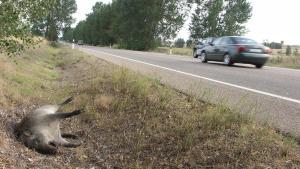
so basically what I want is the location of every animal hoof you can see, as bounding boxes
[61,96,74,105]
[74,108,85,115]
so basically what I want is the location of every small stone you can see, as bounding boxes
[285,160,292,164]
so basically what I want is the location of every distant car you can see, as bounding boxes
[193,37,215,58]
[198,36,271,68]
[77,40,84,45]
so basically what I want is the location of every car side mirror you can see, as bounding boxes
[209,42,214,46]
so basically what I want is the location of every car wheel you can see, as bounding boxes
[223,54,233,66]
[200,52,207,63]
[193,49,198,58]
[255,64,264,68]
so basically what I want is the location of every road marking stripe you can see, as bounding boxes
[81,47,300,104]
[265,66,300,72]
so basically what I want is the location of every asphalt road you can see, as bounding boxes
[76,45,300,138]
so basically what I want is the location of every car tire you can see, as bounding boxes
[200,52,207,63]
[255,64,264,68]
[223,54,233,66]
[193,49,198,58]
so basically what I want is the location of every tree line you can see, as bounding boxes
[64,0,252,51]
[63,0,192,51]
[1,0,252,54]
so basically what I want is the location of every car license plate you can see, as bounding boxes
[249,49,262,53]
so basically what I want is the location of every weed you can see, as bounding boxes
[94,95,113,111]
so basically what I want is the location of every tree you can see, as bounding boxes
[72,0,192,50]
[33,0,77,41]
[70,2,116,46]
[112,0,159,50]
[222,0,252,35]
[62,28,74,42]
[186,39,193,48]
[286,46,292,56]
[175,38,185,48]
[190,0,252,39]
[87,2,115,45]
[0,0,54,54]
[111,0,192,50]
[156,0,192,40]
[293,48,299,56]
[0,0,76,55]
[73,21,86,43]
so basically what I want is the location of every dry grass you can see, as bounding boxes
[0,43,300,168]
[94,95,114,111]
[152,47,193,57]
[267,54,300,69]
[65,52,300,168]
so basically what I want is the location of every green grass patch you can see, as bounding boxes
[0,42,74,107]
[20,87,34,95]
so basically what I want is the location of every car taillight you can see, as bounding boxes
[264,47,272,54]
[237,46,247,53]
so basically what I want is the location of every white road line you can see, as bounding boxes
[265,66,300,72]
[81,47,300,104]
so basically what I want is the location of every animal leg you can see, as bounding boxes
[60,138,81,148]
[61,133,79,139]
[59,96,74,106]
[62,142,81,148]
[36,143,58,155]
[47,109,83,120]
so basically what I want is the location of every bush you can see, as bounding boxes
[294,48,299,56]
[286,46,292,56]
[49,41,61,48]
[186,39,193,48]
[175,38,185,48]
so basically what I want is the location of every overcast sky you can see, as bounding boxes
[74,0,300,45]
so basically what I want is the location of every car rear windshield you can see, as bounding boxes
[233,37,258,45]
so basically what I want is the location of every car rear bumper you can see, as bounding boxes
[234,53,270,65]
